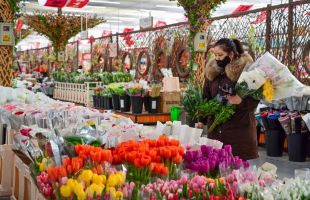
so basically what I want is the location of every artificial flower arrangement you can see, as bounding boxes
[124,82,146,96]
[111,136,184,186]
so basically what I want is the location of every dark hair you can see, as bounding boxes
[78,65,83,69]
[214,38,244,57]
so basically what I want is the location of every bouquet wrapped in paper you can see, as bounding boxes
[235,52,310,102]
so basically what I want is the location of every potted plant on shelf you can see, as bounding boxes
[181,82,203,127]
[147,83,161,113]
[101,86,113,110]
[108,82,131,112]
[125,82,146,114]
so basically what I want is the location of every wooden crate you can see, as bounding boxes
[0,145,14,196]
[159,91,181,113]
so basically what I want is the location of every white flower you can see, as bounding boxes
[238,68,267,90]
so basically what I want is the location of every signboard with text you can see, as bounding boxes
[0,23,14,46]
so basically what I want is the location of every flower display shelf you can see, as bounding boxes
[53,82,104,107]
[0,145,14,196]
[115,111,171,125]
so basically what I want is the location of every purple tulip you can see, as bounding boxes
[224,145,232,155]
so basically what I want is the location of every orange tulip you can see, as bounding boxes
[47,167,58,182]
[140,155,151,167]
[169,139,180,147]
[149,162,156,171]
[58,166,68,178]
[96,164,103,175]
[63,157,71,168]
[160,166,168,176]
[172,154,182,164]
[134,158,141,169]
[170,146,178,157]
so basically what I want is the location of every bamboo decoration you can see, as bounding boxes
[0,0,14,86]
[24,13,104,58]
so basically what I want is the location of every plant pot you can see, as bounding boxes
[170,106,181,122]
[119,95,131,112]
[287,133,308,162]
[144,96,150,112]
[93,95,100,109]
[148,97,160,113]
[186,115,197,128]
[104,97,113,110]
[112,94,120,110]
[265,130,285,157]
[99,96,105,109]
[131,96,143,114]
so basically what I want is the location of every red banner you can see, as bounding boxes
[66,0,89,8]
[16,19,23,31]
[251,11,267,24]
[39,0,68,8]
[232,4,253,14]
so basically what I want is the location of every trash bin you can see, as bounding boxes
[170,106,181,121]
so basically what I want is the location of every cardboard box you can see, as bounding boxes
[160,91,181,113]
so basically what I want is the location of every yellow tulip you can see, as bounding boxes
[77,190,86,200]
[67,179,77,189]
[115,191,123,199]
[92,174,103,185]
[80,170,93,186]
[60,184,72,198]
[39,162,45,172]
[99,175,106,185]
[107,174,118,187]
[74,183,84,196]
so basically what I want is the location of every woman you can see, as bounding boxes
[197,38,259,160]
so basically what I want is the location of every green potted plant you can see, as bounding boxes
[147,83,161,113]
[181,82,203,127]
[107,83,126,111]
[125,82,146,114]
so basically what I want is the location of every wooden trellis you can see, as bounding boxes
[0,0,14,87]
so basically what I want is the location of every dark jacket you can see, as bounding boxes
[203,53,259,160]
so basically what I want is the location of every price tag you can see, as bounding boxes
[151,100,156,109]
[120,100,124,108]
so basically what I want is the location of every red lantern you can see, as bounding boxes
[231,4,253,14]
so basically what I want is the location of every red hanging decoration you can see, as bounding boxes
[231,4,253,14]
[251,11,267,24]
[66,0,89,8]
[155,21,167,27]
[121,28,135,47]
[88,35,95,43]
[16,19,23,31]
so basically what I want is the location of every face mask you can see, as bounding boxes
[216,56,231,68]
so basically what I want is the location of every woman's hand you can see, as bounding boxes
[226,94,242,105]
[195,122,204,129]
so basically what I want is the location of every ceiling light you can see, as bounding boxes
[155,5,181,9]
[91,0,120,4]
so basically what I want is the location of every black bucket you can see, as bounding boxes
[93,95,100,109]
[104,97,113,110]
[287,133,308,162]
[148,97,160,114]
[265,130,285,157]
[144,96,150,112]
[131,96,143,114]
[112,94,120,110]
[99,96,105,109]
[119,95,131,112]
